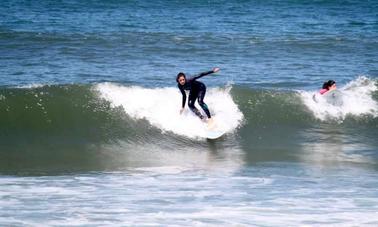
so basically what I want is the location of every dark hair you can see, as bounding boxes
[322,82,328,89]
[328,80,336,86]
[322,80,336,90]
[176,72,186,82]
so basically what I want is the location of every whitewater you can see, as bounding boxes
[96,83,244,139]
[300,76,378,121]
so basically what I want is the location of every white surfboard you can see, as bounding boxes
[312,90,343,107]
[323,90,343,106]
[205,129,225,139]
[204,118,226,139]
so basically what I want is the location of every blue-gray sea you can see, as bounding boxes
[1,0,378,226]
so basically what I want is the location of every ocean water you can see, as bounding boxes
[1,0,378,226]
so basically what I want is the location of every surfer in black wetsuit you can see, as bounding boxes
[176,67,220,125]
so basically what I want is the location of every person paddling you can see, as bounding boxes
[319,80,336,95]
[176,67,220,125]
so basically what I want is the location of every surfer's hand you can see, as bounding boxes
[180,108,184,114]
[213,67,220,73]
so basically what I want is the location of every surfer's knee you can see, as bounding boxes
[188,100,195,108]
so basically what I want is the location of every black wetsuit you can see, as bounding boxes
[178,70,214,119]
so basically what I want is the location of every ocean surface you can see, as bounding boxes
[1,0,378,226]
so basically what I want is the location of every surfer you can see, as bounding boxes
[319,80,336,95]
[176,67,220,125]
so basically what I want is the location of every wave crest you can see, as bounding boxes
[96,83,244,139]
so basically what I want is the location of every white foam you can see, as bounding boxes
[300,76,378,121]
[15,83,46,89]
[95,83,243,139]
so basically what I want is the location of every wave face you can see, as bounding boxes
[1,78,377,174]
[0,84,129,174]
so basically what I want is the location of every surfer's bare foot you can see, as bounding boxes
[207,118,215,129]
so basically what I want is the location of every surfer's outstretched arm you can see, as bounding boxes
[178,85,186,113]
[192,67,220,81]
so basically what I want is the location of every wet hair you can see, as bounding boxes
[322,80,336,90]
[176,72,186,83]
[322,82,328,89]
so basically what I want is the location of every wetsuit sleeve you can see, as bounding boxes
[191,70,214,81]
[178,85,186,108]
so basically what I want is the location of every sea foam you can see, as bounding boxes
[96,83,243,139]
